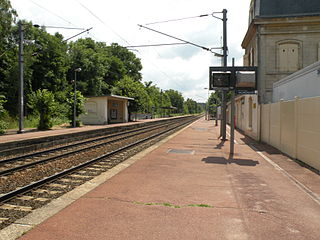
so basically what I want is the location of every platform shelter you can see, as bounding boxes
[81,95,134,125]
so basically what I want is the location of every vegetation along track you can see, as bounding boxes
[0,115,200,230]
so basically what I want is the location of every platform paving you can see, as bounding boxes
[5,118,320,239]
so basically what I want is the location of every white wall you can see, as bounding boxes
[81,98,108,125]
[261,97,320,171]
[273,61,320,102]
[81,96,130,125]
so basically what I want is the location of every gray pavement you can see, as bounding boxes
[12,118,320,239]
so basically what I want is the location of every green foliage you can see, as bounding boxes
[66,90,86,127]
[144,82,171,115]
[184,98,201,114]
[107,43,142,82]
[29,30,69,94]
[67,38,109,96]
[0,4,202,125]
[0,0,17,114]
[208,91,222,116]
[0,95,8,133]
[165,89,184,113]
[112,76,150,113]
[27,89,58,130]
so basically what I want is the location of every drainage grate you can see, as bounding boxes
[192,128,207,131]
[167,149,195,154]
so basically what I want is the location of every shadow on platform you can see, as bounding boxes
[202,156,259,167]
[214,140,226,149]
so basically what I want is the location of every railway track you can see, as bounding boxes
[0,119,184,176]
[0,115,200,230]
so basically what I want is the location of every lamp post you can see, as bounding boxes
[73,68,81,128]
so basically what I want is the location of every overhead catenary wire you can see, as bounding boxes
[75,1,183,90]
[76,0,131,45]
[28,0,76,26]
[144,11,223,25]
[63,27,93,42]
[41,26,86,30]
[125,43,188,48]
[145,14,210,25]
[138,24,211,52]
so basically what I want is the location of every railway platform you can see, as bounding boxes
[2,117,320,240]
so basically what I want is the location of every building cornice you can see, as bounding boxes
[241,15,320,49]
[241,21,257,49]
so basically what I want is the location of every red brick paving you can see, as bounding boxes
[18,118,320,240]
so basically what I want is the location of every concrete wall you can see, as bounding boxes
[260,97,320,171]
[81,96,129,125]
[81,98,108,125]
[273,61,320,102]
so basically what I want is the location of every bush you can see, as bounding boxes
[66,91,86,127]
[0,95,9,134]
[27,89,58,130]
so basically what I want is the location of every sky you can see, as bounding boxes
[10,0,252,102]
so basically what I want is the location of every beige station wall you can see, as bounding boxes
[260,97,320,171]
[227,94,260,141]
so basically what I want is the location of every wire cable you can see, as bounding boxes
[138,24,210,51]
[125,43,188,48]
[145,14,210,25]
[42,26,85,30]
[144,11,223,25]
[76,0,131,45]
[63,27,93,42]
[28,0,76,26]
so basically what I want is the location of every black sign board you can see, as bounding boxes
[209,73,231,90]
[209,66,258,91]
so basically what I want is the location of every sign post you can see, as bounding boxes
[209,65,258,155]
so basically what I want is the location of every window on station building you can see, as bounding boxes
[278,41,300,72]
[248,97,253,129]
[249,48,255,66]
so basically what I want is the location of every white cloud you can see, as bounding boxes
[10,0,251,102]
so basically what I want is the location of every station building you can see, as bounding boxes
[242,0,320,104]
[81,95,134,125]
[231,0,320,170]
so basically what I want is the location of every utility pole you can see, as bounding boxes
[230,58,236,155]
[18,22,24,134]
[221,9,228,140]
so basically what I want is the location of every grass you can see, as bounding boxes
[5,115,69,130]
[133,201,213,209]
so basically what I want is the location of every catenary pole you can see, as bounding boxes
[230,58,235,155]
[18,23,24,134]
[221,9,228,140]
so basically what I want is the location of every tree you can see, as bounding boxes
[27,89,58,130]
[208,91,222,116]
[0,95,8,133]
[66,90,86,127]
[67,38,109,96]
[29,29,69,101]
[107,43,142,82]
[184,98,199,114]
[0,0,17,114]
[165,89,184,113]
[112,76,150,115]
[144,81,163,115]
